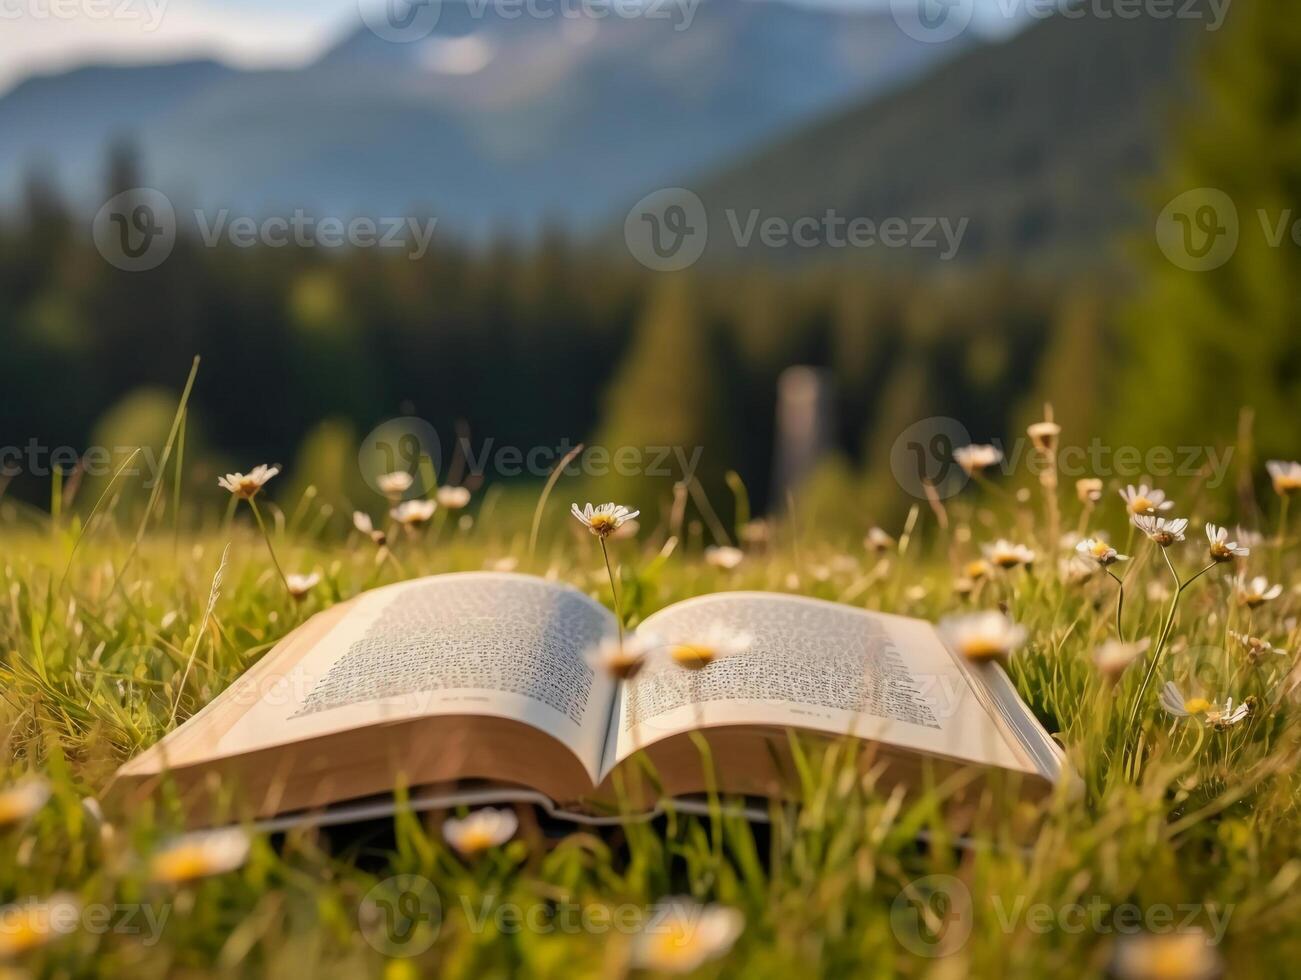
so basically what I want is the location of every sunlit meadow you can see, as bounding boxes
[2,398,1300,978]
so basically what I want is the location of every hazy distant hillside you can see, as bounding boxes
[0,0,962,233]
[690,10,1205,268]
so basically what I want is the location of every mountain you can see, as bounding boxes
[0,60,238,201]
[687,9,1207,268]
[0,0,965,234]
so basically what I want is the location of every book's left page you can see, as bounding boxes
[216,573,618,780]
[118,573,620,801]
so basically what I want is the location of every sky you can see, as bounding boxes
[0,0,1022,96]
[0,0,359,93]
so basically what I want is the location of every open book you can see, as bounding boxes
[109,573,1063,827]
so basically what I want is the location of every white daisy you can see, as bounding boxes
[1132,515,1188,547]
[704,546,744,570]
[1119,484,1175,516]
[953,444,1003,475]
[1076,478,1104,503]
[1093,639,1149,684]
[442,808,518,857]
[1026,419,1061,453]
[739,520,770,545]
[285,572,321,600]
[377,471,415,499]
[664,624,752,670]
[1076,537,1129,567]
[1111,930,1222,980]
[939,611,1027,662]
[1159,682,1210,719]
[981,539,1036,569]
[631,899,744,974]
[435,485,471,510]
[353,510,386,546]
[390,499,436,527]
[1236,574,1284,608]
[217,464,280,500]
[1228,630,1287,664]
[1205,698,1252,730]
[585,635,650,680]
[570,502,640,539]
[1266,459,1301,496]
[864,527,896,553]
[1205,523,1249,563]
[1159,683,1250,729]
[1059,555,1097,585]
[0,894,80,958]
[149,828,251,884]
[0,777,51,827]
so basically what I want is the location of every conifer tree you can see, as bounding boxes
[1117,0,1301,460]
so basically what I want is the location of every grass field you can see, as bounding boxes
[1,447,1300,978]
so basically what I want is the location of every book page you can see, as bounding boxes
[606,592,1035,777]
[215,573,618,782]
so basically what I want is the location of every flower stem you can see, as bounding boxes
[1105,568,1127,643]
[1125,558,1219,758]
[1276,494,1290,580]
[599,537,624,648]
[248,497,291,596]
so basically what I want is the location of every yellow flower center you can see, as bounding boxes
[0,795,33,825]
[0,916,51,957]
[1090,541,1111,559]
[151,846,219,884]
[1142,943,1203,979]
[1183,697,1212,715]
[456,828,498,855]
[959,638,1006,660]
[587,514,616,535]
[1128,496,1153,514]
[671,644,716,669]
[964,560,990,580]
[643,926,701,970]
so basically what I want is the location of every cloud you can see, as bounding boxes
[0,0,359,94]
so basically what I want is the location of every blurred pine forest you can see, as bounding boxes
[1,0,1297,526]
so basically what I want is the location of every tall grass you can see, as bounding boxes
[0,458,1299,977]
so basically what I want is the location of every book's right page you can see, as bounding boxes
[604,592,1049,780]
